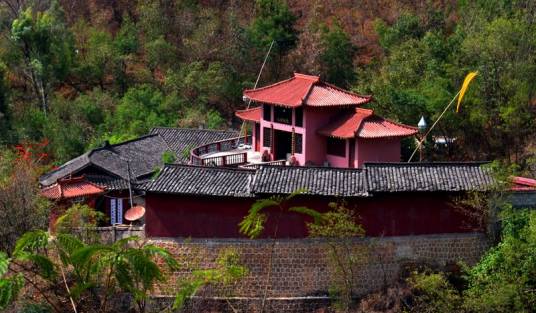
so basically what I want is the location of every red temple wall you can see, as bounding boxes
[145,192,477,238]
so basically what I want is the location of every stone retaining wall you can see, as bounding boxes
[148,233,489,312]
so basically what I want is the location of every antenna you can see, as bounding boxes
[238,40,275,145]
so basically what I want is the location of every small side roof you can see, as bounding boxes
[235,107,261,123]
[40,176,105,200]
[317,108,418,139]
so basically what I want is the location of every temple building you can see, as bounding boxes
[235,73,418,168]
[38,72,536,234]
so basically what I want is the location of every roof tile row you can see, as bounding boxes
[146,162,494,197]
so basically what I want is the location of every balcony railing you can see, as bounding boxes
[190,136,251,167]
[239,160,286,169]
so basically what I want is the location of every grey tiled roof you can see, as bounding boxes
[150,127,239,162]
[146,165,255,197]
[144,163,493,197]
[252,166,369,197]
[40,128,240,187]
[364,162,493,192]
[39,134,169,186]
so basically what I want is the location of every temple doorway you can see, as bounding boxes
[273,129,292,160]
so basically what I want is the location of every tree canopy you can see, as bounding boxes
[0,0,532,168]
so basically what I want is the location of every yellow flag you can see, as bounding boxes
[456,71,478,113]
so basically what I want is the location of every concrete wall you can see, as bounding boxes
[149,233,489,312]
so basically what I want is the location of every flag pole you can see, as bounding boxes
[407,89,461,163]
[238,40,275,146]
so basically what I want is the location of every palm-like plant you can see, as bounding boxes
[5,230,180,313]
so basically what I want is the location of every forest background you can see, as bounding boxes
[0,0,534,172]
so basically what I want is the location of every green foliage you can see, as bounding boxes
[0,252,24,310]
[362,5,536,163]
[248,0,298,55]
[305,202,365,239]
[206,109,225,129]
[5,229,183,312]
[462,208,536,312]
[0,0,532,170]
[10,2,74,112]
[375,13,423,51]
[403,208,536,312]
[2,206,247,312]
[54,204,106,243]
[239,198,275,239]
[114,15,139,55]
[161,150,177,164]
[301,202,366,311]
[0,149,50,253]
[407,271,462,313]
[145,36,177,72]
[319,22,356,88]
[239,189,305,239]
[19,303,52,313]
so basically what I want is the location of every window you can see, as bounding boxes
[294,133,303,154]
[263,104,271,121]
[274,106,292,125]
[263,127,271,147]
[110,198,123,225]
[295,107,303,127]
[326,138,346,157]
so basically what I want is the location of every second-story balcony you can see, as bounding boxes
[190,135,287,167]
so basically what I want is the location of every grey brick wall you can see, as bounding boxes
[148,233,489,312]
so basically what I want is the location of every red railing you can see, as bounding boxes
[190,136,251,167]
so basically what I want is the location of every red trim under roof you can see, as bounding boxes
[318,108,418,139]
[41,176,105,200]
[235,107,261,122]
[243,73,371,108]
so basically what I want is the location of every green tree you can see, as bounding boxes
[319,22,356,89]
[104,85,170,142]
[248,0,298,59]
[462,208,536,312]
[0,148,50,253]
[406,270,462,313]
[71,22,115,90]
[10,2,74,113]
[0,63,12,144]
[300,202,366,312]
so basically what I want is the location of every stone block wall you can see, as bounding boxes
[508,191,536,208]
[148,233,489,312]
[94,225,145,244]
